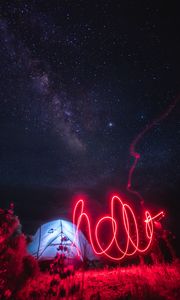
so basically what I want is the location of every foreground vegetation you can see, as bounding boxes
[16,263,180,300]
[0,206,179,299]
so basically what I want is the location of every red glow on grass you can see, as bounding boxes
[73,195,164,261]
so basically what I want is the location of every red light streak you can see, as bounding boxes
[73,195,164,261]
[127,94,180,201]
[72,95,179,261]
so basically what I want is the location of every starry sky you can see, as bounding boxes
[0,1,179,234]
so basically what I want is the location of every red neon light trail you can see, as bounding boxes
[127,94,180,202]
[72,95,180,261]
[73,195,164,261]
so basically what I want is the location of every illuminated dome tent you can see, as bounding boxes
[28,219,96,262]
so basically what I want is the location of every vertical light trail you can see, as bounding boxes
[127,94,180,201]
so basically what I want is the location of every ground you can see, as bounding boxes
[17,262,180,300]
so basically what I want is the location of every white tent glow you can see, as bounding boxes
[28,219,96,262]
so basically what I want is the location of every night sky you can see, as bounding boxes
[0,2,179,236]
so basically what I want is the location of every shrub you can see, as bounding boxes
[0,206,39,299]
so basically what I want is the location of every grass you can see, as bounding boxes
[17,262,180,299]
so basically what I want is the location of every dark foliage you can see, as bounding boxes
[0,206,39,299]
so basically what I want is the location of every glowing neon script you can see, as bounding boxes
[73,196,164,261]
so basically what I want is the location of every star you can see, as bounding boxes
[108,122,114,128]
[0,1,179,230]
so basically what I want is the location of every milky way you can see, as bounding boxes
[0,2,179,215]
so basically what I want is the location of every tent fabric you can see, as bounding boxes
[28,219,96,262]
